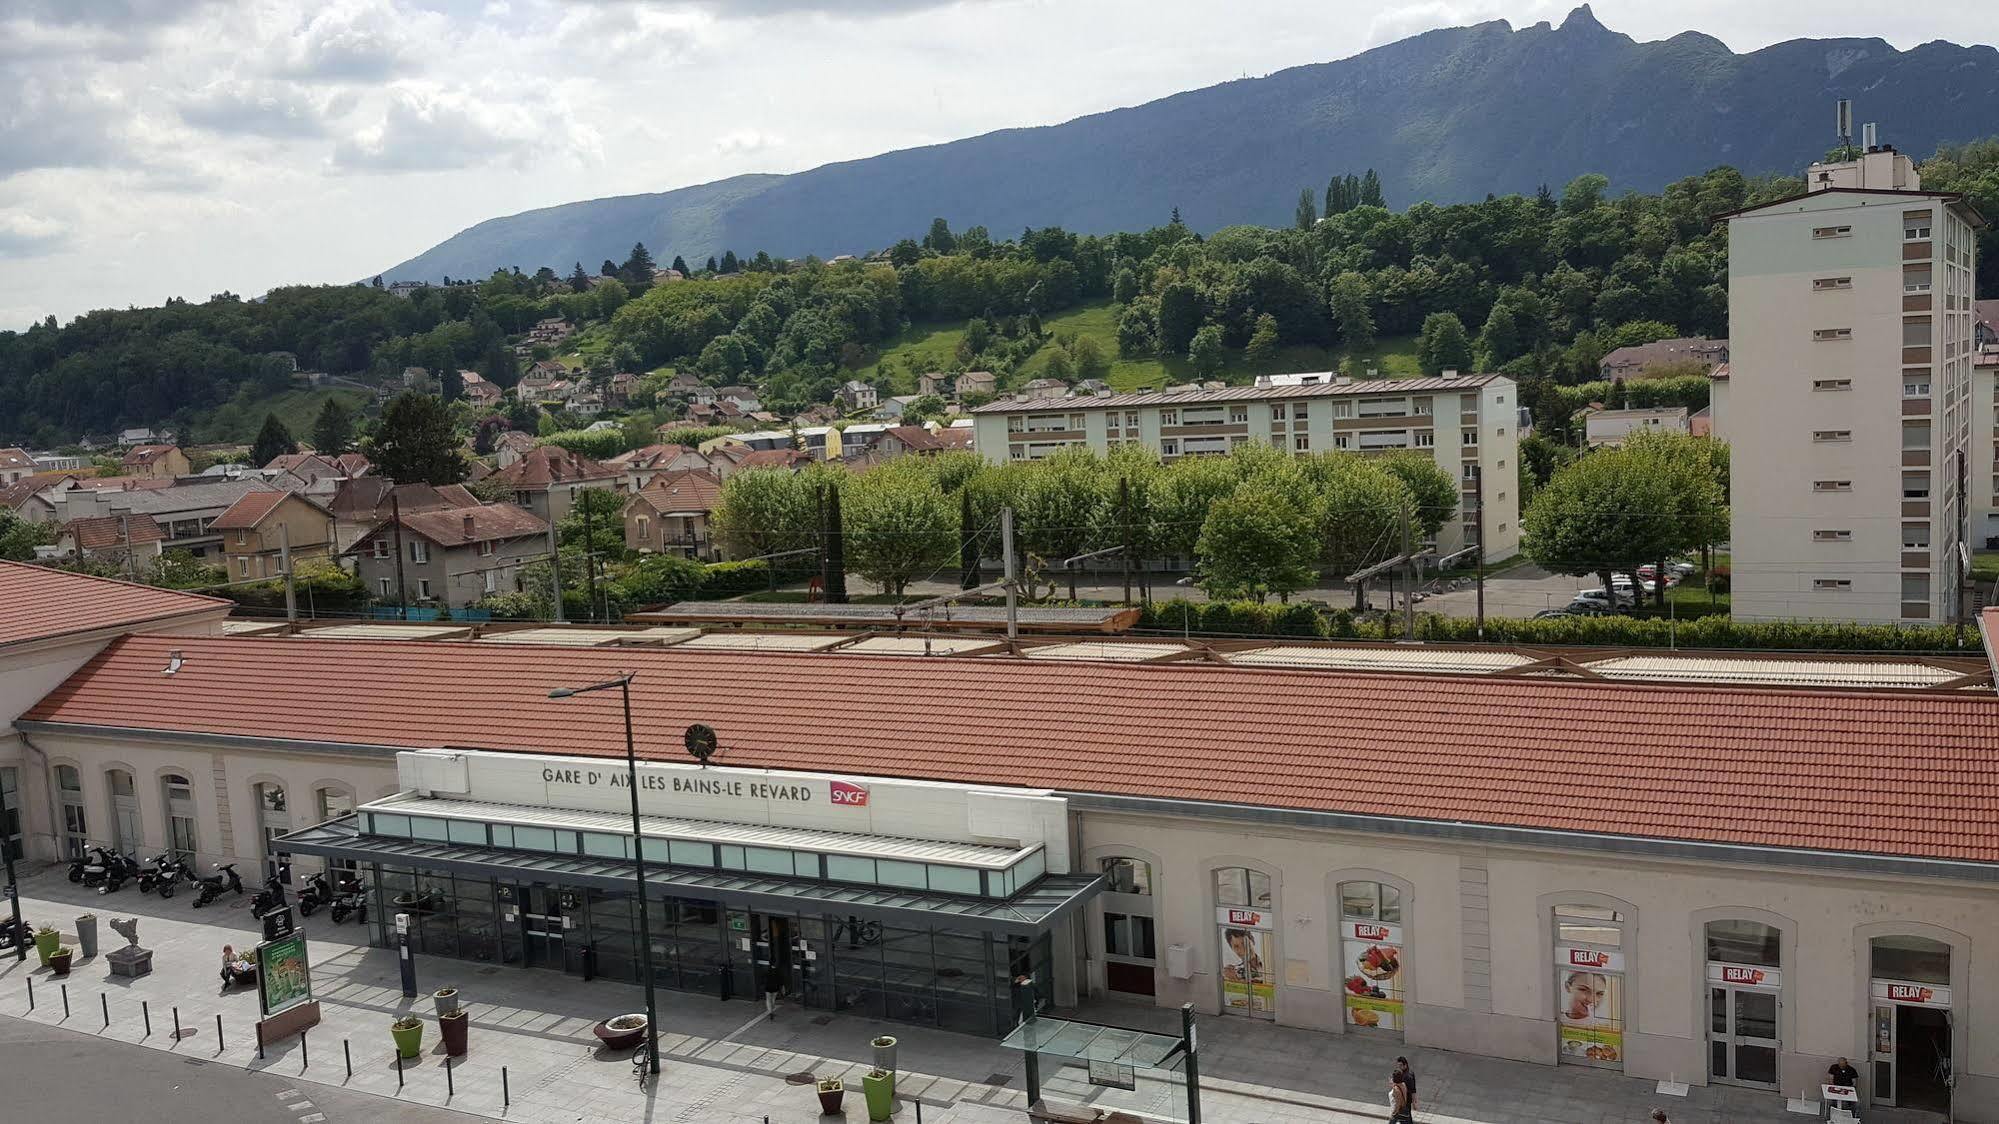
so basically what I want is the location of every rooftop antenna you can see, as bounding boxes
[1835,99,1854,161]
[1862,122,1878,151]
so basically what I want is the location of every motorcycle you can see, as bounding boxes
[191,862,243,908]
[248,875,287,921]
[66,844,117,888]
[328,877,368,925]
[155,855,193,899]
[97,850,140,894]
[295,871,352,917]
[135,852,173,894]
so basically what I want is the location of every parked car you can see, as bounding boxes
[1533,608,1572,620]
[1570,589,1632,611]
[1635,565,1683,586]
[1563,600,1619,616]
[1610,573,1656,595]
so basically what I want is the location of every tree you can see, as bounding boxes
[558,487,626,563]
[1117,299,1157,357]
[841,467,956,596]
[1416,312,1474,375]
[1358,168,1384,207]
[1156,281,1203,355]
[439,365,464,403]
[1561,172,1610,214]
[1327,272,1374,355]
[617,554,705,606]
[1070,335,1109,381]
[250,413,297,467]
[705,256,718,273]
[1295,188,1319,230]
[366,391,467,484]
[1379,453,1457,540]
[1298,454,1409,606]
[622,241,656,280]
[310,396,354,455]
[1017,449,1102,599]
[711,468,820,560]
[819,483,849,604]
[1196,480,1321,602]
[1187,323,1225,378]
[923,217,956,254]
[569,263,590,293]
[1111,266,1140,304]
[0,510,55,562]
[720,250,740,274]
[1523,444,1689,601]
[1244,313,1281,366]
[670,255,690,276]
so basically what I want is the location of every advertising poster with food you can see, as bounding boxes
[1341,921,1404,1030]
[258,933,313,1017]
[1218,925,1274,1014]
[1556,967,1623,1064]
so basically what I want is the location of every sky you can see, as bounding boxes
[3,0,1996,331]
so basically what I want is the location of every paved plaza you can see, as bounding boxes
[0,868,1885,1124]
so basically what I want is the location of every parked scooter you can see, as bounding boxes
[0,914,35,952]
[135,852,173,894]
[248,875,287,921]
[155,855,194,899]
[66,844,117,888]
[327,877,368,924]
[295,871,343,917]
[96,849,140,893]
[191,862,243,908]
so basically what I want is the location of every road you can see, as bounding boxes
[0,1013,484,1124]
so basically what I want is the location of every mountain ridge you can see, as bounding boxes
[380,7,1999,283]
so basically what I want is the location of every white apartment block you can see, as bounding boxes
[969,373,1521,562]
[1718,146,1982,623]
[1975,353,1999,549]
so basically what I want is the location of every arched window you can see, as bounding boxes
[256,782,291,882]
[56,765,86,858]
[106,769,139,852]
[1098,857,1155,997]
[161,772,198,856]
[1337,881,1405,1034]
[1554,903,1626,1070]
[1705,920,1782,1089]
[314,786,358,877]
[1869,936,1953,1110]
[1213,866,1275,1018]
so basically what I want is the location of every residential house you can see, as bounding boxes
[651,268,684,284]
[401,366,430,388]
[528,318,573,345]
[1074,379,1110,396]
[118,427,166,446]
[211,491,339,581]
[567,392,605,418]
[876,426,950,458]
[486,446,620,523]
[793,403,841,427]
[954,370,997,399]
[1975,299,1999,349]
[461,370,502,407]
[492,431,539,468]
[623,470,724,562]
[1582,406,1692,447]
[1598,336,1730,380]
[732,448,815,471]
[717,386,761,412]
[0,475,66,523]
[54,514,166,571]
[326,478,482,553]
[664,373,705,399]
[518,360,567,400]
[917,371,949,397]
[1019,378,1068,400]
[0,448,35,486]
[263,452,345,481]
[607,371,640,407]
[30,453,89,472]
[51,477,283,558]
[122,445,191,479]
[604,444,711,491]
[349,504,550,609]
[871,395,921,421]
[838,380,879,411]
[684,402,724,426]
[386,280,426,298]
[836,423,889,457]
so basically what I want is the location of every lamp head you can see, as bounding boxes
[547,687,575,699]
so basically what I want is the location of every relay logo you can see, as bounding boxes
[1353,924,1391,941]
[1569,949,1612,968]
[829,781,870,808]
[1721,966,1766,986]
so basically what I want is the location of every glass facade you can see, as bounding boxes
[360,861,1051,1036]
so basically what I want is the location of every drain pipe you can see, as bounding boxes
[16,730,64,864]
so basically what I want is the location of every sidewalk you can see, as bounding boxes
[0,868,1837,1124]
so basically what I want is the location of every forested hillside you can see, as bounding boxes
[6,140,1997,448]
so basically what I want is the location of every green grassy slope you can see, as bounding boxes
[862,299,1422,394]
[189,387,371,445]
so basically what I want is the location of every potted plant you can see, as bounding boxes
[432,986,459,1016]
[390,1015,424,1058]
[861,1067,895,1121]
[592,1012,648,1051]
[33,926,58,967]
[49,946,74,978]
[815,1076,845,1114]
[439,1008,468,1057]
[75,913,97,959]
[871,1034,897,1072]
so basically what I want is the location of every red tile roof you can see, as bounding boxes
[121,444,179,466]
[59,514,167,549]
[0,448,34,471]
[626,470,722,515]
[350,503,548,550]
[883,426,945,452]
[209,490,290,530]
[734,448,813,469]
[488,446,618,489]
[0,562,229,649]
[25,635,1999,866]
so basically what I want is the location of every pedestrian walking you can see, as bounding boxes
[1394,1056,1418,1120]
[1389,1072,1413,1124]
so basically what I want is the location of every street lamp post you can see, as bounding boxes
[549,672,659,1077]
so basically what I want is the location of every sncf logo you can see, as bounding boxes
[829,781,870,807]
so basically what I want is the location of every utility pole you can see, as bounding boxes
[547,513,565,623]
[1001,506,1019,641]
[580,495,598,623]
[1118,477,1133,606]
[119,515,136,581]
[389,494,409,621]
[1400,499,1415,641]
[280,523,297,623]
[1472,465,1486,640]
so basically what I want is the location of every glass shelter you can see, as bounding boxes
[279,792,1101,1037]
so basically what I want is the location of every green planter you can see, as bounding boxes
[862,1069,895,1121]
[391,1017,424,1058]
[34,927,59,967]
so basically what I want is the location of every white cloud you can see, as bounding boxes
[331,84,575,172]
[714,129,783,157]
[177,79,342,139]
[0,211,73,256]
[0,76,127,176]
[285,0,424,81]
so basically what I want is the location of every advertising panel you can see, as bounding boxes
[1341,920,1404,1030]
[1556,945,1625,973]
[1217,912,1273,1015]
[1556,964,1623,1065]
[1872,979,1951,1008]
[1707,961,1782,989]
[257,932,313,1018]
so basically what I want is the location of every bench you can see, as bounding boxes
[1025,1104,1145,1124]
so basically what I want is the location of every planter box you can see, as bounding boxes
[593,1015,648,1052]
[391,1021,424,1058]
[862,1071,895,1122]
[440,1014,468,1057]
[75,917,98,959]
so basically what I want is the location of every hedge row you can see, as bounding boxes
[1132,598,1974,653]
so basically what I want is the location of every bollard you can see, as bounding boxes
[61,983,68,1019]
[216,1013,224,1051]
[25,977,32,1011]
[395,1050,404,1090]
[502,1066,509,1106]
[445,1055,453,1098]
[101,992,108,1028]
[301,1030,309,1074]
[344,1038,352,1080]
[917,1102,924,1124]
[142,1000,151,1038]
[256,1020,264,1060]
[172,1006,180,1041]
